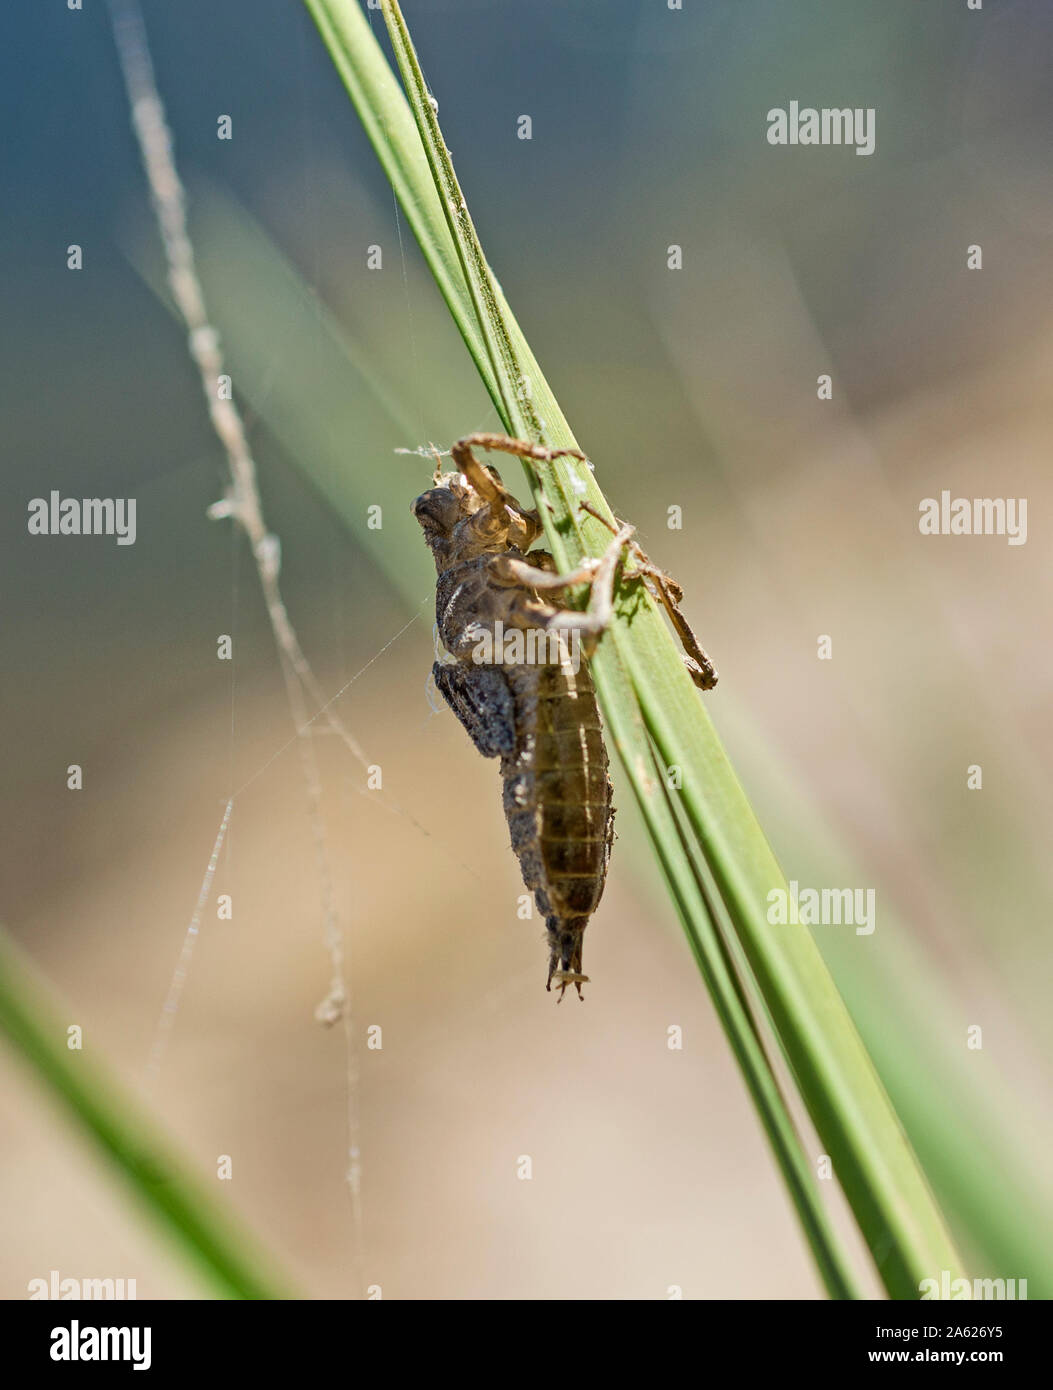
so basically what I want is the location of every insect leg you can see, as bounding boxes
[579,501,718,690]
[496,524,636,655]
[451,432,585,486]
[491,553,605,593]
[451,433,585,537]
[632,562,719,690]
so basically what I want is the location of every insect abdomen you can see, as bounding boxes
[502,660,614,986]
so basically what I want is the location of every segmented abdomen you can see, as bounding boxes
[502,658,614,930]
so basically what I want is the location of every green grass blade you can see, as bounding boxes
[305,0,861,1299]
[301,0,499,408]
[305,0,967,1298]
[0,929,295,1299]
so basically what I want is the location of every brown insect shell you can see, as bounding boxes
[429,468,539,560]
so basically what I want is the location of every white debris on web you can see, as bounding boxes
[394,444,451,461]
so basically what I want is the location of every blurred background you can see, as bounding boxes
[2,0,1052,1298]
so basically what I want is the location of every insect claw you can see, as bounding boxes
[549,969,590,1002]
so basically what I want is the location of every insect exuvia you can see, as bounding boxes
[413,433,716,999]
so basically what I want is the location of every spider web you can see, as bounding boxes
[107,0,482,1298]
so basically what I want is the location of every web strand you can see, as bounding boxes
[107,0,366,1289]
[144,798,233,1088]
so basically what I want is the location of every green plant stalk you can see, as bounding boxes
[0,929,294,1300]
[366,11,866,1298]
[374,0,956,1300]
[306,0,966,1298]
[302,0,500,409]
[645,773,863,1298]
[304,0,861,1299]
